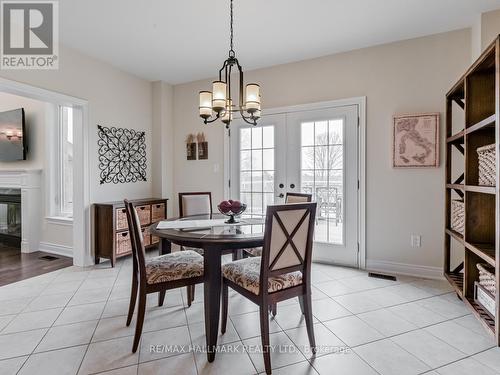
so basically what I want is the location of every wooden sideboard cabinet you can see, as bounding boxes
[93,198,168,267]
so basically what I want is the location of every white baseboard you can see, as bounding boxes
[39,242,73,258]
[366,259,444,280]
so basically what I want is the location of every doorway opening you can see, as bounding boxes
[226,98,366,268]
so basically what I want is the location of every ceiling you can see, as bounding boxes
[60,0,500,84]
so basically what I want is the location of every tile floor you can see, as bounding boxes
[0,253,499,375]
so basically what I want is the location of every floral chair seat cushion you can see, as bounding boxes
[222,257,302,295]
[146,250,204,284]
[244,247,262,257]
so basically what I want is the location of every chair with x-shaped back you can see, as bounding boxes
[221,202,317,375]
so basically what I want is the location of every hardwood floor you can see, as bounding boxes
[0,244,72,287]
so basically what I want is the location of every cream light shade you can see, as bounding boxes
[245,83,260,112]
[212,81,227,112]
[222,99,233,124]
[199,91,212,118]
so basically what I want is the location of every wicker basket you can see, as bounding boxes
[116,231,132,255]
[116,208,128,231]
[477,263,496,295]
[450,200,465,235]
[477,144,496,186]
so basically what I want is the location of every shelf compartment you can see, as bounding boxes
[465,185,496,194]
[465,192,496,245]
[465,127,496,186]
[465,73,495,128]
[465,297,496,335]
[444,272,464,297]
[445,228,464,242]
[464,242,496,267]
[465,114,496,135]
[447,131,465,144]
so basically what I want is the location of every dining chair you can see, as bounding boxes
[244,192,312,257]
[221,202,317,374]
[177,192,213,303]
[124,199,204,353]
[178,191,213,218]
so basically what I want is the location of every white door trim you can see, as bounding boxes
[0,77,91,267]
[224,97,366,269]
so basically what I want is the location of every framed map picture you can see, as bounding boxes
[393,113,439,168]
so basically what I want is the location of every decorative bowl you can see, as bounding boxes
[217,201,247,224]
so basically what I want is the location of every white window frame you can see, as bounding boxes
[46,104,74,221]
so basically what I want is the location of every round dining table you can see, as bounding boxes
[149,213,265,362]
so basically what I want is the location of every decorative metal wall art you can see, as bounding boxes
[97,125,147,184]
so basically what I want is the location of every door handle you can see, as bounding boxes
[276,193,284,198]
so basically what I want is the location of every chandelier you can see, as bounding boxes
[198,0,261,128]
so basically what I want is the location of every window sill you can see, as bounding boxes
[45,216,74,226]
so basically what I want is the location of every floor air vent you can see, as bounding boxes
[39,255,59,261]
[368,272,397,281]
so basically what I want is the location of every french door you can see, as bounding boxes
[229,105,359,267]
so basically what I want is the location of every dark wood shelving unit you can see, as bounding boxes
[447,131,465,144]
[445,35,500,345]
[464,242,496,267]
[446,183,464,191]
[465,114,496,135]
[445,228,464,242]
[465,185,496,194]
[444,272,464,296]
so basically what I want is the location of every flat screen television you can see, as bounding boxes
[0,108,26,161]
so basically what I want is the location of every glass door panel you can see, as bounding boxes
[286,106,358,266]
[299,119,344,245]
[230,114,286,216]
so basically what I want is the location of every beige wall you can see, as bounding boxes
[0,45,154,257]
[481,9,500,51]
[0,45,153,204]
[152,81,175,217]
[172,29,471,271]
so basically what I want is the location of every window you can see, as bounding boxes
[56,106,73,217]
[239,126,274,215]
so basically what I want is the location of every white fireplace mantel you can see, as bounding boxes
[0,169,42,253]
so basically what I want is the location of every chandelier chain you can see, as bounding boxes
[229,0,235,57]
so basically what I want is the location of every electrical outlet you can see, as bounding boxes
[411,235,421,248]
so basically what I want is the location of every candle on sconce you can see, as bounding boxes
[199,91,213,119]
[212,81,227,113]
[245,83,260,113]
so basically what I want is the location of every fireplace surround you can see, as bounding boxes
[0,170,41,252]
[0,188,21,247]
